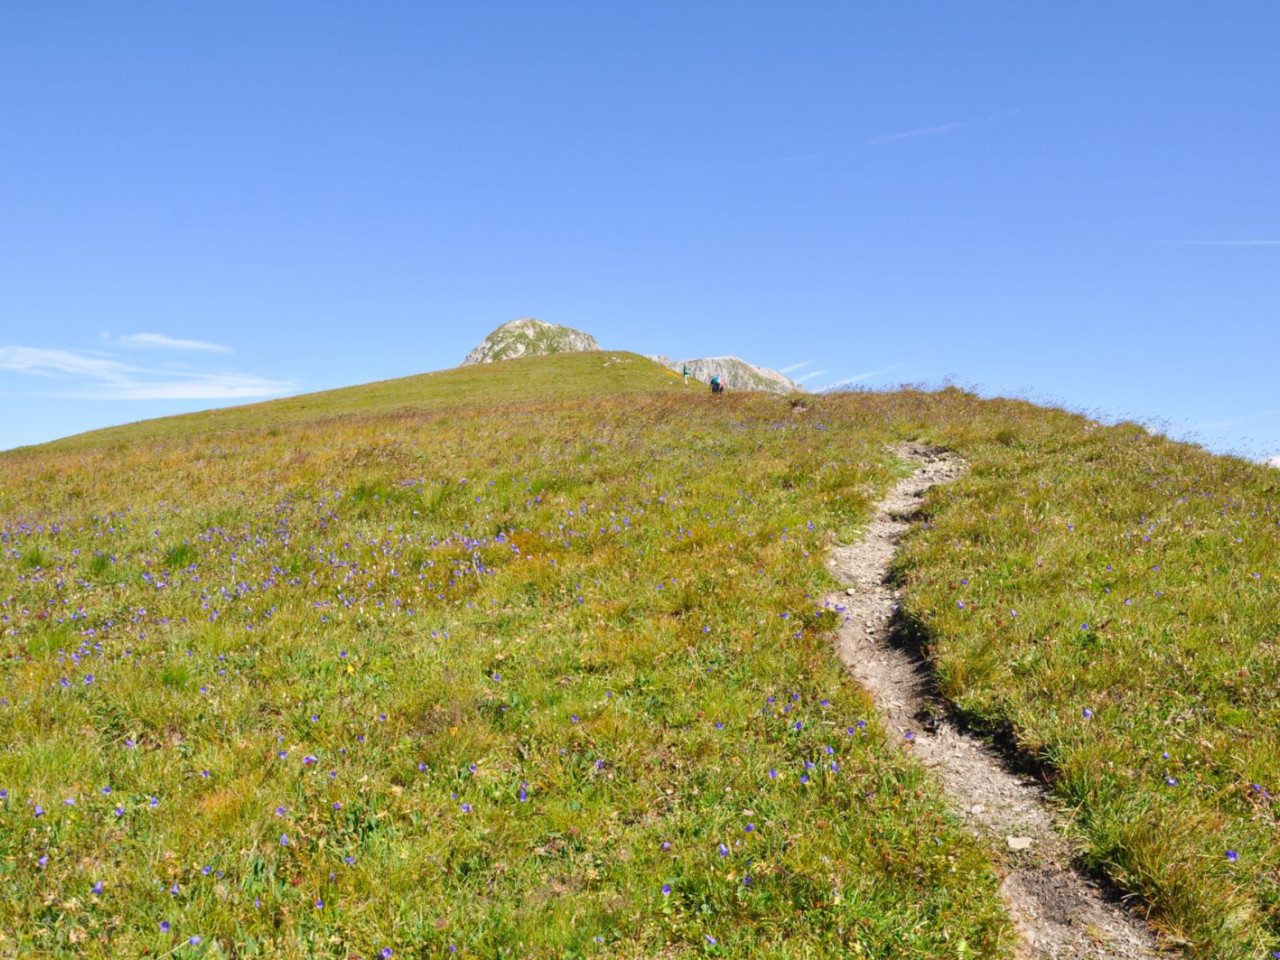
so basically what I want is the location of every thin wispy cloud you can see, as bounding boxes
[108,332,233,353]
[865,121,965,146]
[0,346,127,379]
[741,110,1016,168]
[778,361,813,375]
[794,369,830,384]
[817,363,904,392]
[0,344,294,401]
[72,372,293,401]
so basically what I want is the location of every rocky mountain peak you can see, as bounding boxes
[462,319,601,365]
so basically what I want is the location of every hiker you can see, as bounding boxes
[682,364,690,386]
[710,374,723,395]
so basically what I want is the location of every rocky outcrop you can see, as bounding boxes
[651,355,803,394]
[463,321,799,394]
[463,319,600,365]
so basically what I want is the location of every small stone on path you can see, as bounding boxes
[1007,836,1033,851]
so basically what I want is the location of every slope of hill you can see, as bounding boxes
[0,365,1010,957]
[2,357,1279,957]
[15,351,679,455]
[463,318,600,364]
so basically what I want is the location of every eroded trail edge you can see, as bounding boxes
[826,445,1162,960]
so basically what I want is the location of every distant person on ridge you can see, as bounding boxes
[710,374,723,395]
[682,364,690,385]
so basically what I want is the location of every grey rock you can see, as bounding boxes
[656,356,803,394]
[463,319,601,365]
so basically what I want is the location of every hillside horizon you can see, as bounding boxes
[5,351,1280,955]
[4,7,1276,953]
[5,346,1270,470]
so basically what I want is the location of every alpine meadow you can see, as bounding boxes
[3,351,1280,960]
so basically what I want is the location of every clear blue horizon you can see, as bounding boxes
[2,4,1277,458]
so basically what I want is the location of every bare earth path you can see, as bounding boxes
[826,444,1164,959]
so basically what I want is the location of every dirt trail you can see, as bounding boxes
[826,444,1164,959]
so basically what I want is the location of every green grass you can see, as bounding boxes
[15,351,683,455]
[888,395,1280,959]
[0,361,1011,958]
[6,355,1280,958]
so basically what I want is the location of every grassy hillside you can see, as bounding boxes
[2,355,1279,958]
[0,359,1010,958]
[19,351,682,455]
[893,407,1280,958]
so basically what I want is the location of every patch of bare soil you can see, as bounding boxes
[826,443,1165,959]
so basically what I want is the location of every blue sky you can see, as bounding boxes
[2,3,1277,457]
